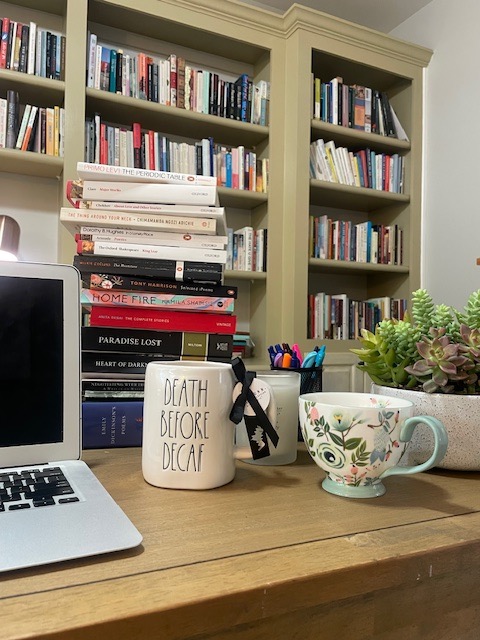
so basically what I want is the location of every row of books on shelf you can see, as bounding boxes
[0,90,64,154]
[308,293,407,341]
[312,76,408,141]
[0,16,64,80]
[87,35,270,126]
[226,226,267,272]
[310,138,405,193]
[310,215,403,265]
[85,116,268,192]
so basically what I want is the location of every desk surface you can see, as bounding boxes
[2,447,480,640]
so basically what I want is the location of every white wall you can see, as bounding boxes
[0,173,60,263]
[391,0,480,310]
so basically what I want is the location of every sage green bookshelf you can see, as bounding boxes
[0,0,432,379]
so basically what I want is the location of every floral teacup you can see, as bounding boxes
[299,392,448,498]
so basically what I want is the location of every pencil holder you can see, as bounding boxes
[270,366,323,440]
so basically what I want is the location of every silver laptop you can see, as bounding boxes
[0,261,142,572]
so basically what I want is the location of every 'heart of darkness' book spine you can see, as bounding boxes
[82,351,232,375]
[73,254,223,283]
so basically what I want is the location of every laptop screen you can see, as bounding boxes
[0,262,81,468]
[0,276,64,447]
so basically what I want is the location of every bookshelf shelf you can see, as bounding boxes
[311,119,411,153]
[224,269,267,281]
[0,147,63,178]
[217,187,267,209]
[309,179,409,209]
[86,88,269,149]
[308,258,409,275]
[0,70,65,106]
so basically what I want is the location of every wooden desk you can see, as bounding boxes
[2,447,480,640]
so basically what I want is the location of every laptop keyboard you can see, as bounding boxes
[0,466,80,512]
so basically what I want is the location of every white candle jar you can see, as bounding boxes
[235,370,301,465]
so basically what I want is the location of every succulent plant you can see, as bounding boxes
[351,289,480,394]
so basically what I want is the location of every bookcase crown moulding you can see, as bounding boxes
[0,0,432,376]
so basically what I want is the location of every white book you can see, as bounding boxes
[235,226,254,271]
[94,44,102,89]
[27,21,37,75]
[60,207,218,235]
[15,104,31,150]
[77,162,216,187]
[0,98,7,148]
[325,141,344,184]
[87,32,97,88]
[79,239,227,264]
[316,139,333,182]
[78,226,227,249]
[390,105,409,141]
[74,181,218,206]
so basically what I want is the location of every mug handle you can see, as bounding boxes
[380,415,448,478]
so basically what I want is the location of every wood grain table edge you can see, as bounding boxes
[3,510,480,640]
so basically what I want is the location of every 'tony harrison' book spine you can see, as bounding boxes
[83,272,237,298]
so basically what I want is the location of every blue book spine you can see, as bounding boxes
[109,49,117,93]
[82,400,143,448]
[225,150,232,188]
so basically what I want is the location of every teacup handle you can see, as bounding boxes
[380,415,448,478]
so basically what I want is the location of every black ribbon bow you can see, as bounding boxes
[230,357,279,459]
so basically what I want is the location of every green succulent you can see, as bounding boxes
[351,289,480,394]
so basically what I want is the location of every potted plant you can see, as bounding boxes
[351,288,480,469]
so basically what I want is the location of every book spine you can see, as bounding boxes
[5,90,18,149]
[82,400,144,448]
[88,306,237,333]
[73,254,223,283]
[82,379,145,395]
[60,207,217,235]
[82,351,232,376]
[77,229,227,249]
[77,239,227,264]
[83,272,237,297]
[80,181,217,206]
[76,162,217,186]
[81,326,233,357]
[80,289,234,313]
[75,200,224,217]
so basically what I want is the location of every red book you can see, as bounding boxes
[148,130,155,169]
[88,306,237,334]
[132,121,142,168]
[0,18,10,69]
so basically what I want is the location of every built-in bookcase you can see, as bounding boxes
[0,0,432,378]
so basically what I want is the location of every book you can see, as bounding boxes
[84,272,237,298]
[60,206,218,235]
[82,400,143,448]
[76,227,227,249]
[67,180,218,206]
[80,289,235,313]
[81,326,234,357]
[82,378,145,399]
[76,239,228,264]
[76,162,217,186]
[82,351,232,376]
[87,306,237,334]
[73,254,224,283]
[64,201,227,235]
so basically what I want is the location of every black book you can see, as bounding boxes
[73,254,224,283]
[82,351,231,375]
[380,91,396,137]
[18,24,29,73]
[81,326,233,357]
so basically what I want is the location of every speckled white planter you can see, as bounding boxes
[372,385,480,470]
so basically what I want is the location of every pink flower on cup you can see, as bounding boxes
[309,406,319,422]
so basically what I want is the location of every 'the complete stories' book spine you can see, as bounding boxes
[87,306,237,334]
[81,326,233,357]
[84,272,237,298]
[73,254,224,283]
[80,289,234,313]
[82,400,143,448]
[76,162,217,186]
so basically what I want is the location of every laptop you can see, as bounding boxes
[0,261,142,573]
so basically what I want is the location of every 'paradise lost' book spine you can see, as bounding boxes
[82,400,144,448]
[73,254,223,283]
[84,272,237,298]
[87,306,237,334]
[81,326,233,358]
[82,351,232,375]
[80,289,234,313]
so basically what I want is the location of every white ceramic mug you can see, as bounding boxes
[142,360,238,490]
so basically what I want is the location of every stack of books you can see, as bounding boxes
[60,162,237,448]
